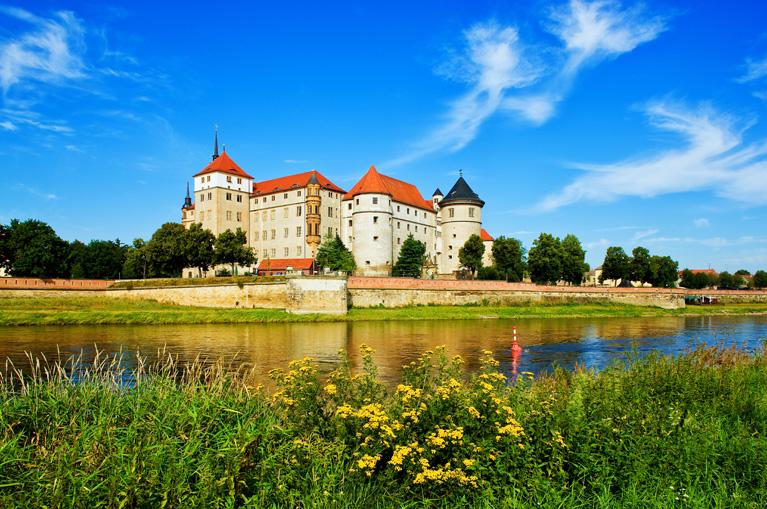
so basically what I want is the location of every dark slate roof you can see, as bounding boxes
[439,177,484,206]
[307,172,320,185]
[432,188,443,197]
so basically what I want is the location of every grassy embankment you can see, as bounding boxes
[1,345,766,507]
[0,296,766,326]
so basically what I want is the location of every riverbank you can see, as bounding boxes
[2,345,765,507]
[1,296,767,325]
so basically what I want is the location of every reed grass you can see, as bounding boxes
[1,344,766,507]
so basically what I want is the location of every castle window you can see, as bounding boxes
[397,221,400,229]
[328,207,333,217]
[254,231,259,241]
[270,210,275,220]
[262,211,267,221]
[284,247,289,257]
[297,190,302,197]
[263,250,267,258]
[406,208,410,214]
[207,192,212,200]
[226,192,232,201]
[272,195,275,201]
[283,208,288,218]
[469,207,475,218]
[263,197,266,203]
[449,255,453,259]
[284,228,289,238]
[236,212,242,222]
[200,211,204,221]
[415,226,418,232]
[226,211,232,220]
[199,193,204,202]
[449,208,455,218]
[271,230,276,240]
[262,230,267,240]
[297,226,302,237]
[348,220,352,227]
[297,246,302,256]
[356,198,359,205]
[237,178,242,184]
[373,216,378,224]
[348,203,352,210]
[226,176,232,183]
[373,236,378,241]
[236,195,242,203]
[297,206,302,216]
[348,236,352,244]
[284,193,288,199]
[207,176,211,182]
[397,205,400,212]
[449,245,453,250]
[397,238,401,245]
[271,249,276,257]
[407,224,410,231]
[327,227,332,237]
[453,234,456,238]
[366,261,370,265]
[373,197,378,205]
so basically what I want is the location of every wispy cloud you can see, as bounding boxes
[14,183,58,201]
[693,217,709,228]
[537,99,767,210]
[632,228,659,241]
[284,159,309,164]
[388,0,666,166]
[642,235,767,249]
[736,55,767,84]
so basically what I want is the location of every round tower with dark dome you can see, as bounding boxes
[438,172,484,275]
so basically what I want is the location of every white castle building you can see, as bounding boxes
[182,133,493,277]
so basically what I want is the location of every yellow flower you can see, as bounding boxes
[462,459,475,468]
[323,383,337,395]
[468,406,481,419]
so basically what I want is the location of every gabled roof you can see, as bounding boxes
[194,151,253,179]
[680,269,718,275]
[480,229,493,242]
[440,176,484,206]
[252,170,345,196]
[432,188,443,197]
[258,258,314,271]
[344,165,434,212]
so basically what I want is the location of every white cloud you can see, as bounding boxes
[14,183,58,201]
[737,55,767,84]
[693,218,709,228]
[537,100,767,210]
[632,228,658,241]
[642,235,767,249]
[0,7,86,92]
[0,120,16,131]
[389,1,666,165]
[284,159,309,164]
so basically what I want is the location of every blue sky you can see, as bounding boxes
[2,0,767,271]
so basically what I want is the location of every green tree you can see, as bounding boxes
[81,240,126,279]
[214,229,255,275]
[600,247,631,286]
[458,234,485,278]
[1,219,69,278]
[717,271,734,289]
[491,236,525,282]
[392,234,426,278]
[67,240,88,279]
[630,246,652,284]
[184,223,216,277]
[528,233,563,285]
[734,269,751,276]
[648,255,679,288]
[561,234,587,286]
[122,239,148,279]
[753,270,767,289]
[146,223,187,278]
[315,235,356,273]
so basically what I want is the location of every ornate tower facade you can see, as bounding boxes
[438,174,484,275]
[305,173,322,257]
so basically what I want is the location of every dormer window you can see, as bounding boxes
[226,176,232,183]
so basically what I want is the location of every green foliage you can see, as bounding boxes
[2,346,767,507]
[629,246,652,284]
[122,239,148,279]
[753,270,767,289]
[458,234,484,277]
[560,234,587,285]
[146,223,187,278]
[71,239,127,279]
[647,255,678,288]
[600,246,631,285]
[476,265,503,280]
[717,271,735,289]
[734,269,751,276]
[0,219,70,278]
[184,223,216,276]
[214,229,255,275]
[392,234,426,278]
[315,235,356,273]
[490,236,525,282]
[680,269,717,289]
[528,233,563,285]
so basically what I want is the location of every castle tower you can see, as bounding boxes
[305,172,322,257]
[190,130,253,237]
[343,166,394,276]
[181,182,195,227]
[431,188,443,208]
[438,173,484,275]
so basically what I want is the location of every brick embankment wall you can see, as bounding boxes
[107,282,289,309]
[348,277,687,309]
[0,278,112,290]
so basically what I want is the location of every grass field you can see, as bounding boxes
[1,345,766,507]
[0,296,766,325]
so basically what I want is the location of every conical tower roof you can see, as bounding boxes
[440,176,484,206]
[432,188,443,197]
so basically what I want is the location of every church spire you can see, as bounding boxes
[212,125,219,161]
[183,181,192,209]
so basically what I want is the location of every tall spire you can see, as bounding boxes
[212,125,219,161]
[183,181,192,209]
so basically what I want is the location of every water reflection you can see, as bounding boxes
[1,315,766,384]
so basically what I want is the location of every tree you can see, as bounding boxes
[214,229,255,275]
[82,240,126,279]
[630,246,652,284]
[717,271,735,289]
[458,234,485,278]
[528,233,563,285]
[67,240,88,279]
[734,269,751,276]
[146,223,187,277]
[122,239,148,279]
[1,219,69,278]
[184,223,216,277]
[561,234,587,286]
[600,247,631,286]
[648,255,678,288]
[392,234,426,278]
[491,236,526,282]
[315,235,356,273]
[753,270,767,289]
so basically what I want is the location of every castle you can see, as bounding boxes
[181,132,493,277]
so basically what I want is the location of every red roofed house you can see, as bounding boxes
[257,258,315,276]
[182,132,490,278]
[480,229,494,267]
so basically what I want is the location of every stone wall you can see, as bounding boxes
[0,277,112,290]
[348,277,687,309]
[107,282,288,309]
[286,278,347,314]
[691,290,767,304]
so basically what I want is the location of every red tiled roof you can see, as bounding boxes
[257,258,314,271]
[252,170,345,196]
[194,151,253,179]
[480,229,493,242]
[681,269,718,275]
[344,166,434,212]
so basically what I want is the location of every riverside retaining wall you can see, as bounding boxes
[107,282,288,309]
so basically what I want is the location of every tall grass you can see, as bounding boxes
[1,345,767,507]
